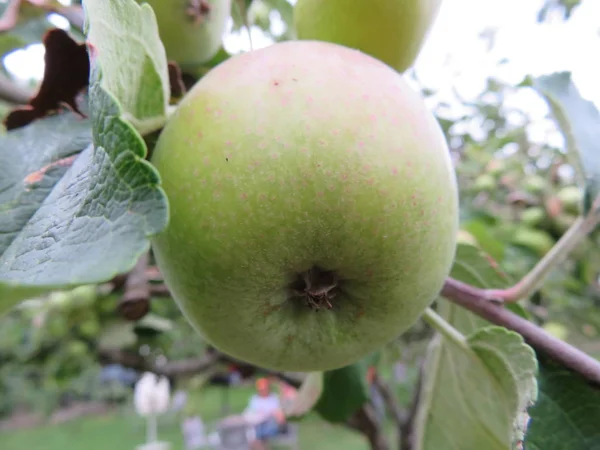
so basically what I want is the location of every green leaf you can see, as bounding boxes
[462,219,506,263]
[263,0,295,41]
[413,323,538,450]
[0,105,91,253]
[0,104,92,314]
[468,328,538,419]
[524,353,600,450]
[451,243,512,290]
[450,243,528,320]
[412,244,538,449]
[82,0,170,135]
[314,352,379,422]
[0,65,168,312]
[532,72,600,216]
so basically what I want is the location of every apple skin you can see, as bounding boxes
[150,40,459,372]
[139,0,232,70]
[293,0,442,73]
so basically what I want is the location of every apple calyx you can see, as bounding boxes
[186,0,212,24]
[290,266,340,312]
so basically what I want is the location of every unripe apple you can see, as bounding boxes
[523,174,548,195]
[151,40,459,372]
[77,317,101,339]
[293,0,442,73]
[485,159,507,177]
[66,339,89,359]
[139,0,232,70]
[512,227,555,257]
[521,207,546,228]
[472,173,496,192]
[552,212,578,234]
[46,314,69,339]
[556,186,582,215]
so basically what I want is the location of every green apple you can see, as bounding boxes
[139,0,232,70]
[47,291,74,312]
[556,185,582,215]
[150,40,459,372]
[473,173,496,192]
[512,227,555,257]
[293,0,442,73]
[77,317,101,339]
[523,174,548,195]
[552,212,578,234]
[70,285,97,309]
[66,339,89,359]
[520,207,546,228]
[46,314,70,339]
[485,159,507,177]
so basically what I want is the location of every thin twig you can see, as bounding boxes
[149,283,171,297]
[98,348,219,378]
[485,214,599,302]
[213,350,304,388]
[442,277,600,385]
[346,404,390,450]
[400,363,424,450]
[372,373,408,448]
[119,252,151,320]
[372,374,407,426]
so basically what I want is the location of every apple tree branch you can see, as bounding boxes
[441,277,600,385]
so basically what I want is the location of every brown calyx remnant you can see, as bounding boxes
[290,266,340,312]
[186,0,212,25]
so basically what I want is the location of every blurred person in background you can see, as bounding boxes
[243,377,288,449]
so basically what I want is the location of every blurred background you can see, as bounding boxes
[1,0,599,449]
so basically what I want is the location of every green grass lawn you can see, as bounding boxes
[1,385,378,450]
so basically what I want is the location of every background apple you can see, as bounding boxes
[150,40,459,372]
[139,0,232,70]
[293,0,443,73]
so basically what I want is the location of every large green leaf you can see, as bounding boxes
[413,243,538,449]
[314,352,379,423]
[524,353,600,450]
[532,72,600,216]
[414,324,538,450]
[0,65,168,314]
[82,0,170,135]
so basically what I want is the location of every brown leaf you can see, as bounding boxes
[4,28,89,131]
